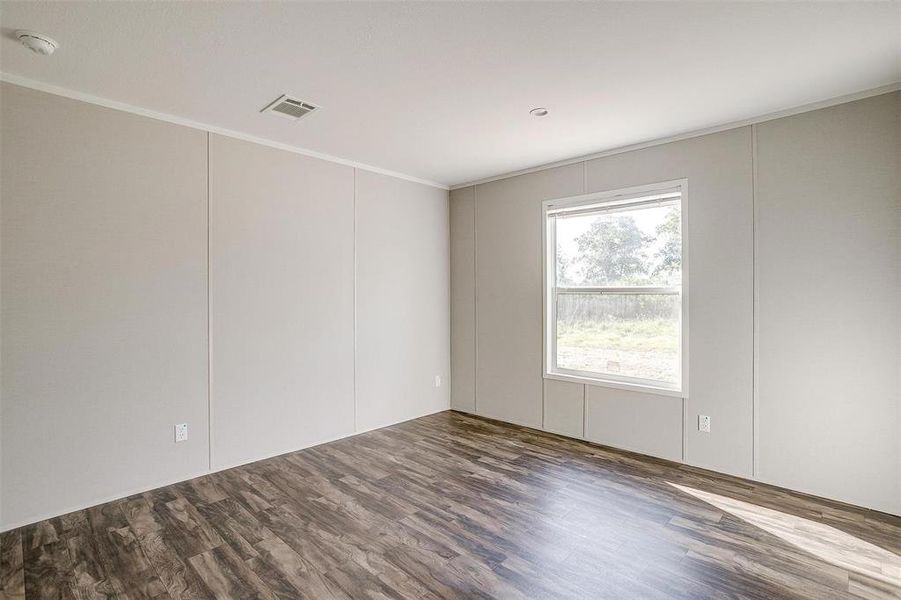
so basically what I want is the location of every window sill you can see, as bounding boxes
[543,372,684,398]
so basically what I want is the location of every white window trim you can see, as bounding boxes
[541,179,689,398]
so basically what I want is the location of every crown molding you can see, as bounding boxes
[450,82,901,190]
[0,72,449,191]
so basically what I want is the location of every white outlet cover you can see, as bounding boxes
[434,375,441,388]
[698,415,711,433]
[175,423,188,442]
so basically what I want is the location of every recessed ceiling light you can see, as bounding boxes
[530,107,549,117]
[15,30,58,56]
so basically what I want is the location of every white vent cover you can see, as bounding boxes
[261,95,319,120]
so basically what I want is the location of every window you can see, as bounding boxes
[543,181,686,393]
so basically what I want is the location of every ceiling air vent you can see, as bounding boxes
[261,95,319,121]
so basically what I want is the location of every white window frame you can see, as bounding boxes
[542,179,689,398]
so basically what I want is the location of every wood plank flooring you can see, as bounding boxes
[2,410,900,599]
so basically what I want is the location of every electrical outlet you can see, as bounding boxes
[698,415,711,433]
[434,375,442,388]
[174,423,188,443]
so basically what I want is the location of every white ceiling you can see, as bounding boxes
[1,2,899,187]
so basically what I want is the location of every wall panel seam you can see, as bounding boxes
[581,384,586,439]
[751,124,760,479]
[207,131,213,471]
[473,185,479,415]
[353,168,358,433]
[580,161,588,439]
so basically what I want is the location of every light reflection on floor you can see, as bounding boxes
[668,482,901,590]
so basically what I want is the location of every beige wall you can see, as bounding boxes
[0,83,450,529]
[1,83,209,527]
[453,129,753,470]
[585,385,683,462]
[355,170,450,432]
[209,134,355,470]
[585,128,755,476]
[451,92,900,514]
[755,93,900,514]
[475,164,584,428]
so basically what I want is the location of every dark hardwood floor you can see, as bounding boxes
[2,410,899,599]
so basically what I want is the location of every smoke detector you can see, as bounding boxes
[261,95,319,121]
[16,30,58,55]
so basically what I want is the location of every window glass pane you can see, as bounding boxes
[555,293,679,384]
[555,203,681,287]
